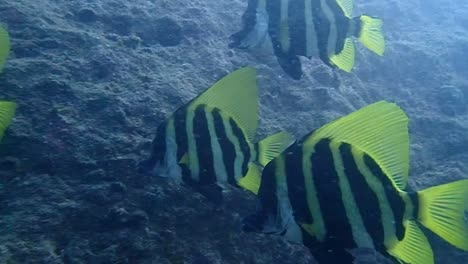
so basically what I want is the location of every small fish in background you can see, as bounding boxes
[139,67,292,204]
[0,24,10,74]
[243,101,468,264]
[230,0,385,79]
[0,24,16,141]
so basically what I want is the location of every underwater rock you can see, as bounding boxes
[105,207,149,229]
[76,8,98,23]
[136,16,183,46]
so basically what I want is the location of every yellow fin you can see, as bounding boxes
[387,220,433,264]
[257,131,293,167]
[417,179,468,251]
[0,25,11,73]
[329,38,355,73]
[304,101,409,190]
[190,67,258,142]
[336,0,353,18]
[178,153,189,165]
[358,15,385,56]
[0,101,16,141]
[237,163,262,195]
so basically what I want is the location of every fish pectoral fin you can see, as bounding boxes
[329,38,355,73]
[387,220,433,264]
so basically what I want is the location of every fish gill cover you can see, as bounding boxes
[0,0,466,263]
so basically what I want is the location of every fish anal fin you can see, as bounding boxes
[190,67,258,142]
[237,163,262,195]
[329,38,355,73]
[304,101,409,190]
[387,220,433,264]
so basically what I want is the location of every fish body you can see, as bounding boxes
[244,101,468,264]
[139,67,292,203]
[230,0,385,79]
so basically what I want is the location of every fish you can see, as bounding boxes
[138,67,293,204]
[0,101,16,141]
[0,24,10,73]
[230,0,385,79]
[0,25,16,140]
[242,101,468,264]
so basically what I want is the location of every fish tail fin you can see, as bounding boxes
[0,101,16,141]
[237,131,293,194]
[256,131,293,167]
[354,15,385,56]
[416,179,468,251]
[0,25,11,73]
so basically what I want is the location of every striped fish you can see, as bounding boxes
[139,67,292,203]
[0,25,16,141]
[0,24,10,73]
[243,101,468,264]
[230,0,385,79]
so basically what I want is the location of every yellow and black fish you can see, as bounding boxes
[230,0,385,79]
[0,24,16,141]
[0,24,10,74]
[242,101,468,264]
[139,67,292,203]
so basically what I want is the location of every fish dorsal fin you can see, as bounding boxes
[0,101,16,141]
[303,101,409,190]
[336,0,353,18]
[0,25,11,73]
[190,67,258,142]
[329,38,355,73]
[387,220,434,264]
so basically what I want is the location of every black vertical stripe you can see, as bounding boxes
[408,192,420,220]
[289,0,306,55]
[284,142,313,223]
[312,139,356,248]
[311,0,332,66]
[266,0,285,53]
[364,154,406,241]
[327,0,350,54]
[339,143,385,252]
[258,158,279,220]
[229,0,259,48]
[173,107,191,183]
[229,118,250,175]
[141,121,167,172]
[193,105,216,185]
[212,109,237,186]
